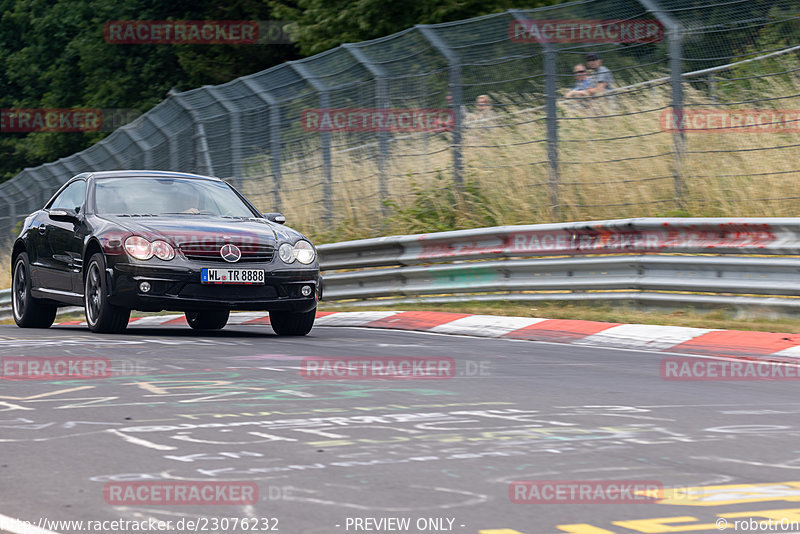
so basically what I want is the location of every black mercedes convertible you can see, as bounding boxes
[10,170,321,335]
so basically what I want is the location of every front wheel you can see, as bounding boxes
[270,308,316,336]
[85,253,130,334]
[12,252,57,328]
[186,310,230,330]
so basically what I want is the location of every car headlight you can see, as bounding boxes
[124,236,153,260]
[294,240,316,264]
[151,240,175,261]
[278,240,316,264]
[279,243,295,263]
[124,236,175,261]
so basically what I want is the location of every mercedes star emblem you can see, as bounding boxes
[220,244,242,263]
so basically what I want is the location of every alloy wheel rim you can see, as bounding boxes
[12,261,26,320]
[86,263,102,324]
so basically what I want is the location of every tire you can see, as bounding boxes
[11,252,57,329]
[84,253,130,334]
[186,310,230,330]
[270,307,316,336]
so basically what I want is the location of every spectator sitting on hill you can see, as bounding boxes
[585,53,615,95]
[565,64,592,99]
[466,94,497,127]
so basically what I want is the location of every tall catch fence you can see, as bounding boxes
[0,0,798,243]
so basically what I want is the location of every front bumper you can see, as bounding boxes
[108,262,322,313]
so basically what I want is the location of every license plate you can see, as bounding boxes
[201,268,265,285]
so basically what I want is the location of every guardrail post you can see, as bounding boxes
[343,44,390,217]
[241,77,283,211]
[206,87,244,189]
[417,25,464,190]
[510,10,560,219]
[170,91,215,176]
[639,0,685,209]
[0,190,13,241]
[290,62,334,225]
[147,109,181,171]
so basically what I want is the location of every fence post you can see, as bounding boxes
[241,77,283,210]
[170,91,215,176]
[417,25,464,189]
[206,87,243,188]
[26,169,53,210]
[0,190,13,241]
[289,61,333,225]
[343,44,390,216]
[510,10,560,219]
[6,180,31,231]
[147,109,180,171]
[638,0,685,209]
[707,74,718,103]
[543,43,561,219]
[121,127,154,169]
[40,164,69,192]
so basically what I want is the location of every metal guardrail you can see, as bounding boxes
[4,218,800,319]
[318,218,800,313]
[0,289,11,320]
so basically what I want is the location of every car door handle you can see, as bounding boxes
[38,223,47,235]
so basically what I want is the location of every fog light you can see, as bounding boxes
[139,281,151,293]
[301,285,313,297]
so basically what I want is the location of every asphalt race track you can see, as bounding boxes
[2,322,800,534]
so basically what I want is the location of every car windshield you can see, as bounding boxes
[94,176,258,218]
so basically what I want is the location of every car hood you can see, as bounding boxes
[103,216,307,246]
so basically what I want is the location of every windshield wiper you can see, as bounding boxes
[159,211,216,216]
[114,214,159,217]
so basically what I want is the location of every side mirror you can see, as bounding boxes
[264,213,286,224]
[49,208,80,223]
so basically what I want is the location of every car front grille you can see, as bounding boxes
[179,241,275,263]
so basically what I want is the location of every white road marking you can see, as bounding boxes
[127,315,183,326]
[106,429,177,451]
[429,315,546,337]
[572,323,715,350]
[314,311,399,326]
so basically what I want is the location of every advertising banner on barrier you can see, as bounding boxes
[388,220,792,264]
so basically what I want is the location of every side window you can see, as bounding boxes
[50,181,87,213]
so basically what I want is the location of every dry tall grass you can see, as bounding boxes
[239,71,800,243]
[0,251,10,290]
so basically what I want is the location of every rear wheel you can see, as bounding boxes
[85,253,130,334]
[12,252,57,328]
[270,307,316,336]
[186,310,230,330]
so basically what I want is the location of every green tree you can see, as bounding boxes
[270,0,567,56]
[0,0,300,183]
